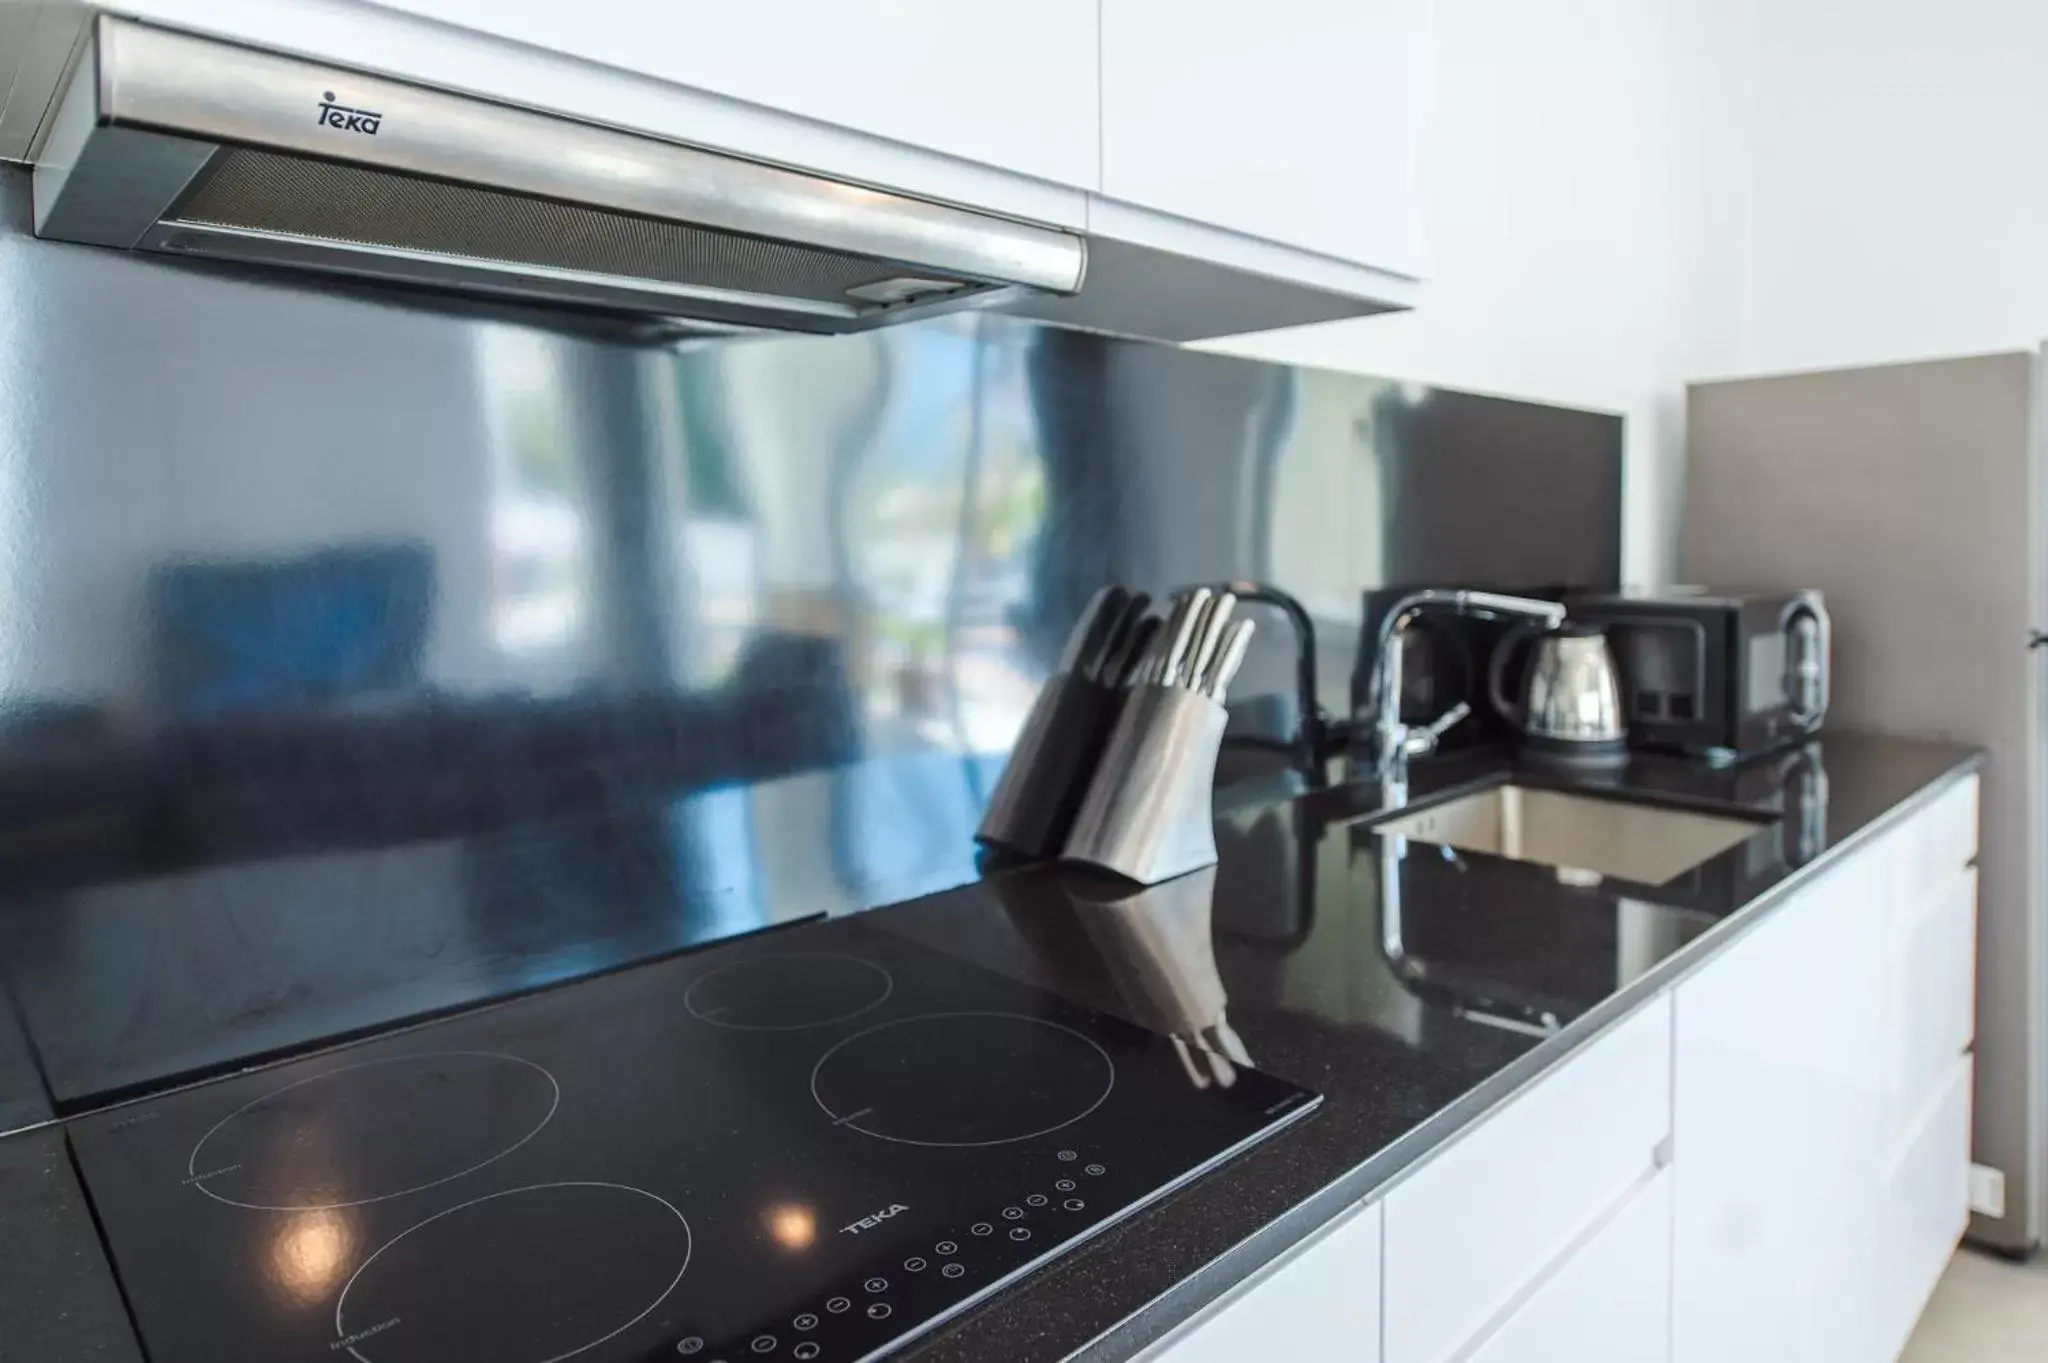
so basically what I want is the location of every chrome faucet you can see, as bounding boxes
[1368,589,1567,797]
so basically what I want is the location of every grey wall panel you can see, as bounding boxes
[1686,353,2043,1252]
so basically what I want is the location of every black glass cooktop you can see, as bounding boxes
[66,916,1318,1363]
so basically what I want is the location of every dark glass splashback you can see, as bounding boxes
[0,168,1619,1124]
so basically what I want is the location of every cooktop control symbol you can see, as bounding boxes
[935,1240,958,1255]
[904,1256,927,1272]
[1009,1227,1032,1243]
[185,1051,559,1211]
[1064,1198,1086,1212]
[810,1013,1114,1148]
[970,1222,993,1237]
[825,1297,851,1314]
[749,1335,777,1354]
[1026,1194,1048,1207]
[1086,1163,1107,1177]
[942,1263,967,1280]
[793,1346,821,1361]
[685,953,894,1032]
[1057,1150,1078,1162]
[1055,1180,1077,1192]
[867,1303,893,1321]
[792,1313,818,1331]
[863,1277,888,1293]
[333,1181,690,1363]
[677,1338,704,1355]
[1002,1206,1023,1221]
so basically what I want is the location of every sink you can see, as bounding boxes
[1370,784,1771,886]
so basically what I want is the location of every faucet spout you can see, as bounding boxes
[1369,589,1565,798]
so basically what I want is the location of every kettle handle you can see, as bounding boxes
[1487,621,1544,733]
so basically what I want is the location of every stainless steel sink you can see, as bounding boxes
[1370,784,1770,885]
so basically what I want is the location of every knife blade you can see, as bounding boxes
[1184,591,1236,690]
[1201,618,1255,699]
[1159,587,1212,687]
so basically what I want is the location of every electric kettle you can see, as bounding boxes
[1488,620,1628,765]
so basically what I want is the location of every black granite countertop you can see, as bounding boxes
[0,730,1980,1362]
[872,730,1980,1363]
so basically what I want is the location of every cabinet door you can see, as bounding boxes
[1877,1057,1973,1360]
[1670,892,1815,1363]
[1468,1170,1672,1363]
[365,0,1102,188]
[1147,1200,1381,1363]
[1384,999,1671,1363]
[1100,0,1428,273]
[1673,856,1891,1363]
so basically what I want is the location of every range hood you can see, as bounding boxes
[31,18,1087,334]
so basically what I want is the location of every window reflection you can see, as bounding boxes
[478,329,591,662]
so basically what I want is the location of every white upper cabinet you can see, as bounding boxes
[364,0,1102,188]
[1099,0,1430,274]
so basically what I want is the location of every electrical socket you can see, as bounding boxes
[1969,1163,2007,1219]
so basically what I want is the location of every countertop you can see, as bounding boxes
[877,730,1980,1363]
[0,730,1980,1362]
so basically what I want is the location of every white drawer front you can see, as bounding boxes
[1915,776,1980,886]
[1145,1200,1382,1363]
[1468,1168,1672,1363]
[1891,867,1978,1128]
[1878,1056,1974,1361]
[1384,997,1673,1363]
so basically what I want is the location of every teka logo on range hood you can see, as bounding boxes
[30,18,1085,336]
[313,91,382,137]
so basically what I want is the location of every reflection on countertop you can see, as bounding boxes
[864,729,1976,1363]
[0,741,1005,1118]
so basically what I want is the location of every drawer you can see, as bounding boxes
[1384,997,1672,1363]
[1891,867,1978,1129]
[1915,776,1980,885]
[1144,1200,1381,1362]
[1468,1167,1672,1363]
[1878,1056,1974,1360]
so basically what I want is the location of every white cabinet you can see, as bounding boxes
[1878,1057,1974,1360]
[1384,998,1671,1363]
[362,0,1102,189]
[1468,1169,1673,1363]
[1099,0,1429,273]
[1672,774,1980,1363]
[1145,1200,1381,1363]
[1671,859,1889,1363]
[1670,891,1810,1363]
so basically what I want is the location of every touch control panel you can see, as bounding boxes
[679,1153,1113,1361]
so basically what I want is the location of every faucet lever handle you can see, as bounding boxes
[1404,700,1473,757]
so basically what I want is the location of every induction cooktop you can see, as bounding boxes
[67,915,1318,1363]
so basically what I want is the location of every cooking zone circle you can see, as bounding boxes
[811,1012,1115,1147]
[333,1181,691,1363]
[185,1051,559,1211]
[683,952,894,1031]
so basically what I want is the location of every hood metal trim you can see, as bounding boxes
[34,18,1084,328]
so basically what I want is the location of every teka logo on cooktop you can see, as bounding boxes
[316,91,382,135]
[840,1203,909,1236]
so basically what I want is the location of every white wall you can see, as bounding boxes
[1202,0,1749,585]
[1734,0,2048,375]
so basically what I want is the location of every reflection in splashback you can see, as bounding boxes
[0,168,1619,1118]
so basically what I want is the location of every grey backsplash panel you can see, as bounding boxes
[0,167,1620,1120]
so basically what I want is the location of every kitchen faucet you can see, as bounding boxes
[1368,589,1567,798]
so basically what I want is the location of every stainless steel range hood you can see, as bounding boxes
[31,18,1087,333]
